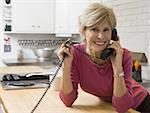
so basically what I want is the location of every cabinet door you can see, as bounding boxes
[11,1,54,33]
[68,0,89,34]
[55,0,89,34]
[55,0,69,34]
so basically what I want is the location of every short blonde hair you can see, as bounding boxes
[79,3,116,37]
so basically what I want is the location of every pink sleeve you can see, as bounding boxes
[59,47,79,107]
[112,49,134,113]
[59,87,78,107]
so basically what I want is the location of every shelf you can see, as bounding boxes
[4,31,12,34]
[3,4,12,7]
[4,32,55,34]
[3,17,12,21]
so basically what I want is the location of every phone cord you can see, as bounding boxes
[30,46,87,113]
[30,57,65,113]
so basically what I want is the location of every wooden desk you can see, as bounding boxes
[0,66,139,113]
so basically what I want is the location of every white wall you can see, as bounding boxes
[93,0,150,60]
[0,0,150,79]
[108,0,150,79]
[93,0,150,79]
[1,0,149,58]
[101,0,149,53]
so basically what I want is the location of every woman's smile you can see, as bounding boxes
[94,41,106,46]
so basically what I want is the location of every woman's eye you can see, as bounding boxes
[91,28,98,32]
[103,28,110,32]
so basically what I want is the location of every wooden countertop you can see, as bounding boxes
[0,87,139,113]
[0,87,117,113]
[0,66,46,74]
[0,66,139,113]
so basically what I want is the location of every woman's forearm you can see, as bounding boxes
[112,63,127,97]
[60,62,73,94]
[113,76,127,97]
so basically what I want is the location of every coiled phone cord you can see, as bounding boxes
[30,57,65,113]
[30,37,113,112]
[30,42,89,113]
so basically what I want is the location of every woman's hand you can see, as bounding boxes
[109,39,123,75]
[57,40,74,93]
[57,40,73,63]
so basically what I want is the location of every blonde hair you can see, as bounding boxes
[79,3,116,38]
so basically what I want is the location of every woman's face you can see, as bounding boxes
[84,23,112,53]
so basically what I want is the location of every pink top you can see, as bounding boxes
[59,43,148,113]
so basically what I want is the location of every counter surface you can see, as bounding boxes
[0,66,139,113]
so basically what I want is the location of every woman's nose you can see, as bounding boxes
[97,32,104,39]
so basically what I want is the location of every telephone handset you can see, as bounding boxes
[63,39,72,57]
[100,28,118,60]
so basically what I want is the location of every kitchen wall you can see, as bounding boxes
[0,0,82,67]
[2,34,55,59]
[1,0,149,56]
[0,0,3,66]
[101,0,150,80]
[1,34,80,58]
[103,0,149,55]
[0,0,150,78]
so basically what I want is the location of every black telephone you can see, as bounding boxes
[100,28,118,60]
[63,39,72,57]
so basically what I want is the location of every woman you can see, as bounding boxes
[57,3,150,113]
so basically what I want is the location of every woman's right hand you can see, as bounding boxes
[57,40,73,63]
[57,40,74,94]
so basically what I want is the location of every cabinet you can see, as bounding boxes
[55,0,69,34]
[55,0,89,34]
[68,0,89,34]
[3,0,54,34]
[3,0,90,34]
